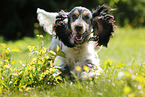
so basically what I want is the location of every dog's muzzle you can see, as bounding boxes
[75,25,83,32]
[72,31,89,44]
[72,24,90,44]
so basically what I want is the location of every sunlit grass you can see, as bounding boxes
[0,35,52,69]
[0,27,145,97]
[99,27,145,66]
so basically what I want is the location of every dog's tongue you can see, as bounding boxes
[72,33,82,41]
[72,34,77,41]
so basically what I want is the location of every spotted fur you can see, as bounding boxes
[37,5,116,79]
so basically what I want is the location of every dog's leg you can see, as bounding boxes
[49,37,62,52]
[60,64,75,80]
[81,59,103,79]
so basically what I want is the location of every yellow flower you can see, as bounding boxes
[75,66,82,71]
[36,35,40,37]
[123,86,131,95]
[13,73,19,76]
[82,75,88,79]
[0,61,3,64]
[39,35,44,38]
[56,45,60,52]
[5,49,10,54]
[28,46,36,51]
[95,66,98,70]
[36,34,44,38]
[83,66,89,72]
[38,60,41,64]
[4,65,11,68]
[40,50,45,54]
[29,53,32,57]
[18,60,23,65]
[0,43,8,48]
[11,60,16,65]
[25,86,31,91]
[11,47,21,52]
[48,60,53,67]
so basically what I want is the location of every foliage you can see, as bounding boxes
[1,0,145,39]
[49,60,145,97]
[0,27,145,96]
[0,35,63,94]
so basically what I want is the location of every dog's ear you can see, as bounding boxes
[53,10,75,47]
[37,8,59,35]
[92,5,116,47]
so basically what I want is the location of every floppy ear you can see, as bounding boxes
[92,5,116,47]
[37,8,58,35]
[53,10,75,47]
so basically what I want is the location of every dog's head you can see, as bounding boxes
[68,7,92,44]
[37,5,116,47]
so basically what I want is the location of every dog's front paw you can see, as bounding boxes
[81,69,103,80]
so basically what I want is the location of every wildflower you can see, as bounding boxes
[11,47,21,52]
[5,48,10,54]
[83,66,89,72]
[96,70,103,74]
[28,46,32,51]
[123,86,131,95]
[13,73,19,76]
[118,71,124,79]
[82,75,88,79]
[25,86,31,91]
[28,46,36,51]
[39,35,44,38]
[19,60,23,65]
[11,60,16,65]
[0,43,8,48]
[4,65,11,68]
[40,50,45,54]
[29,53,32,57]
[95,66,98,70]
[36,35,40,37]
[56,45,60,52]
[0,61,3,64]
[75,66,82,71]
[0,86,2,94]
[49,60,53,67]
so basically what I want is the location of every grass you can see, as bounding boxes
[99,27,145,65]
[0,35,52,69]
[0,27,145,97]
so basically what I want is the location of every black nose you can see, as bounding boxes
[75,25,83,32]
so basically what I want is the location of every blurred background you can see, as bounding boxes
[0,0,145,40]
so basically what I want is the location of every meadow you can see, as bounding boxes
[0,27,145,97]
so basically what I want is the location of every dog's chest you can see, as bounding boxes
[62,43,95,67]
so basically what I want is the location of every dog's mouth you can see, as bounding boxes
[72,32,88,44]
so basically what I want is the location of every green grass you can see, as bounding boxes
[99,27,145,65]
[0,27,145,97]
[0,35,52,69]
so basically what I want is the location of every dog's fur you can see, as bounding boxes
[37,5,115,79]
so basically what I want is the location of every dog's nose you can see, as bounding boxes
[75,25,83,32]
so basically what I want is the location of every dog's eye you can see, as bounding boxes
[83,15,89,20]
[72,14,77,20]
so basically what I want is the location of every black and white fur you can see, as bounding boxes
[37,5,115,79]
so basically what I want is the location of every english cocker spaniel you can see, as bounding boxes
[37,5,115,79]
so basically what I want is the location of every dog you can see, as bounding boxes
[37,5,115,79]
